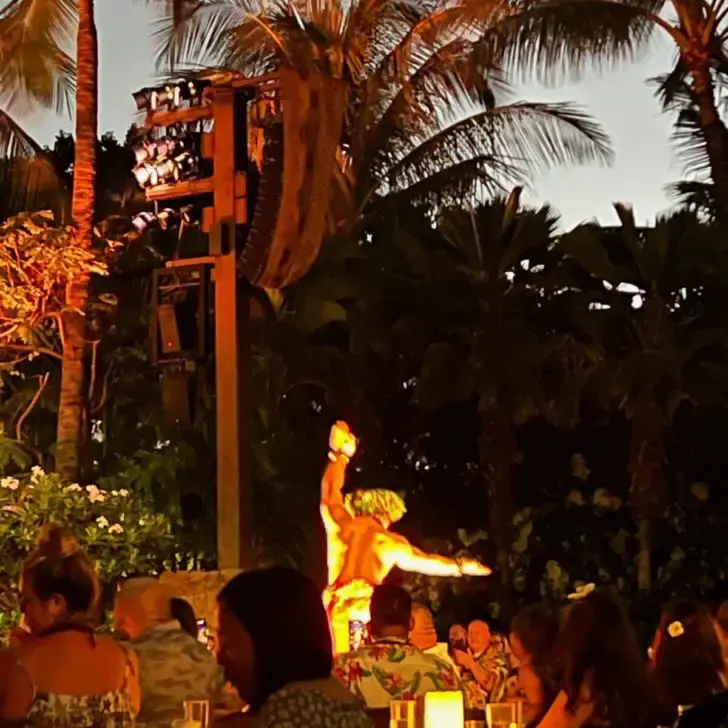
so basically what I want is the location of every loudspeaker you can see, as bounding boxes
[157,304,182,354]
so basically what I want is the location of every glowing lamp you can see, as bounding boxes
[424,691,464,728]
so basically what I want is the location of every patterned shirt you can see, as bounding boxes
[334,637,461,708]
[260,686,372,728]
[460,639,511,709]
[128,621,224,728]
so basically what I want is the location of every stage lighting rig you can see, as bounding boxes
[132,205,200,234]
[131,127,204,191]
[133,78,212,113]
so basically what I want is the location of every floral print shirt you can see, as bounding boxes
[334,637,461,709]
[26,690,135,727]
[459,637,511,709]
[260,686,372,728]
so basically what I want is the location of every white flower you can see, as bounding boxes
[65,483,82,492]
[96,516,109,529]
[119,489,129,498]
[567,582,596,601]
[86,485,106,504]
[30,466,44,482]
[108,523,124,535]
[1,477,20,491]
[111,490,119,496]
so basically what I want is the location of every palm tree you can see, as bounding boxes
[145,0,654,276]
[618,0,728,226]
[409,190,590,589]
[0,0,75,217]
[559,205,728,591]
[53,0,98,480]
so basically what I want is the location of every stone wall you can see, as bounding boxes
[160,570,240,629]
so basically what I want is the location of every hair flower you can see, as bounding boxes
[667,621,685,638]
[567,582,596,601]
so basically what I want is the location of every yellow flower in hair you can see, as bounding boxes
[667,621,685,638]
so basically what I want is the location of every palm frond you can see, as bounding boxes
[146,0,254,71]
[383,100,612,196]
[470,0,659,84]
[0,0,76,116]
[0,109,67,219]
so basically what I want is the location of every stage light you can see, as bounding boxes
[133,88,153,111]
[133,164,159,188]
[132,211,157,233]
[132,205,201,233]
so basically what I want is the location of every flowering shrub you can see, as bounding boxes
[0,467,174,615]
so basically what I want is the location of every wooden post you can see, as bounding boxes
[212,88,251,570]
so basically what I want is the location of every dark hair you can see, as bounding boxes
[557,587,668,728]
[511,603,561,719]
[512,603,560,661]
[370,584,411,632]
[171,597,198,639]
[653,600,724,710]
[218,567,332,709]
[23,525,100,621]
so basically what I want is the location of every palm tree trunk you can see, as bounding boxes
[690,63,728,227]
[628,402,666,593]
[55,0,98,480]
[479,407,517,590]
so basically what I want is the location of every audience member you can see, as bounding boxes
[652,600,728,728]
[1,525,140,724]
[507,603,561,725]
[410,603,458,670]
[114,577,223,728]
[171,596,199,639]
[335,585,460,708]
[537,586,668,728]
[453,618,510,708]
[217,566,371,727]
[449,623,468,653]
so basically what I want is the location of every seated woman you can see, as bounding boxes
[1,525,140,725]
[507,603,561,725]
[651,600,728,728]
[216,566,372,727]
[537,586,668,728]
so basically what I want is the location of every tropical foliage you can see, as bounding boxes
[0,466,173,623]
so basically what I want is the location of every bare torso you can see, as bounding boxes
[325,514,403,586]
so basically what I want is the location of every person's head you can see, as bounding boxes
[449,623,467,649]
[20,525,100,635]
[344,489,406,528]
[557,587,667,727]
[114,577,174,639]
[217,567,332,711]
[410,604,437,650]
[510,603,560,666]
[369,584,412,640]
[171,597,198,639]
[510,604,561,724]
[652,600,725,710]
[468,620,491,654]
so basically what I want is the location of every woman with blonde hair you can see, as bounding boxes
[1,525,140,724]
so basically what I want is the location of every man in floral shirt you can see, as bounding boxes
[334,584,461,708]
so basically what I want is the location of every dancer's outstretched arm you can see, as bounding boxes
[393,541,491,577]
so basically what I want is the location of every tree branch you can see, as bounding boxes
[15,373,50,441]
[0,344,62,361]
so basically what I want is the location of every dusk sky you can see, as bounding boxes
[21,0,680,229]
